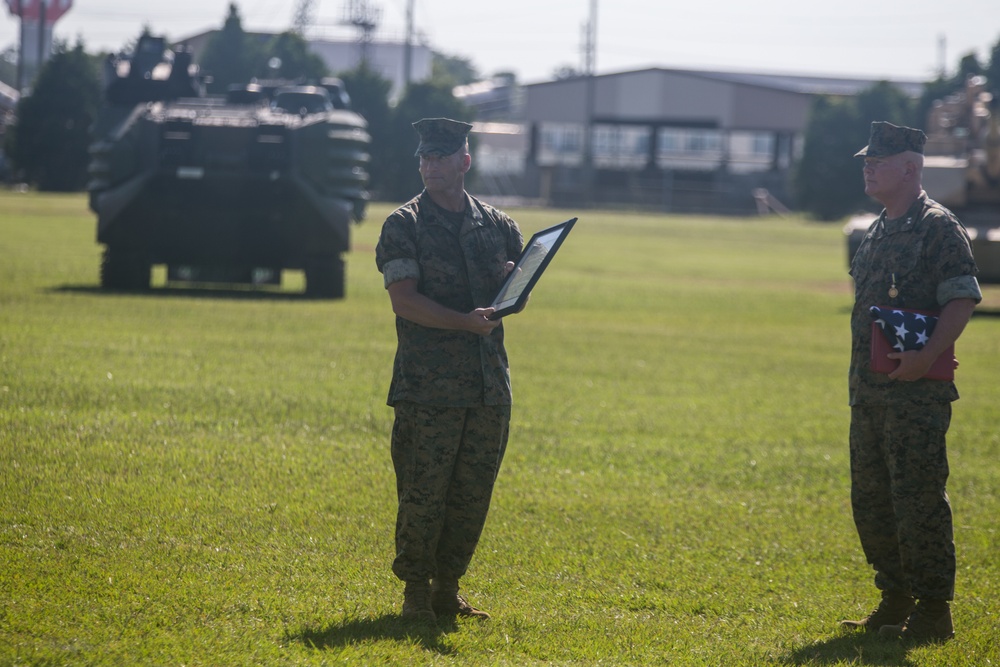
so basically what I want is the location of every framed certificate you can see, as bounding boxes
[489,217,578,319]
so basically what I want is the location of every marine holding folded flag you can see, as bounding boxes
[841,121,982,643]
[375,118,524,622]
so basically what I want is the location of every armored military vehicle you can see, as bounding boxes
[844,77,1000,284]
[88,34,371,298]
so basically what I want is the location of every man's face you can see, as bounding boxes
[418,149,470,193]
[862,154,907,200]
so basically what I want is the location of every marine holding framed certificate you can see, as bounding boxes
[489,217,577,319]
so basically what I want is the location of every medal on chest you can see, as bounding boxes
[888,272,899,299]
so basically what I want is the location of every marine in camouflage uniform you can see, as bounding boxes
[375,118,524,621]
[842,121,981,642]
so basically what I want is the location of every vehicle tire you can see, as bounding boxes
[101,246,151,291]
[304,256,345,299]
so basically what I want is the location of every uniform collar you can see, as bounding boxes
[420,190,484,235]
[875,191,928,234]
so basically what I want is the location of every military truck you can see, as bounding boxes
[88,34,371,298]
[844,76,1000,284]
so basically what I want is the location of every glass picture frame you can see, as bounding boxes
[489,217,578,319]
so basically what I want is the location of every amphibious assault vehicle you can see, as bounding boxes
[844,76,1000,284]
[88,34,371,298]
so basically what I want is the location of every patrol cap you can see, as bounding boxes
[854,121,926,157]
[413,117,473,157]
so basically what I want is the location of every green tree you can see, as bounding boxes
[198,3,260,94]
[915,75,954,130]
[257,32,328,81]
[856,80,915,128]
[552,65,582,80]
[955,53,984,82]
[915,50,989,128]
[5,41,101,191]
[338,64,392,193]
[381,81,471,201]
[984,36,1000,98]
[0,46,16,88]
[793,96,866,220]
[430,51,479,87]
[794,81,916,221]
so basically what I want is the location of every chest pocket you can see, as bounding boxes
[859,226,935,307]
[416,227,467,297]
[461,226,509,304]
[850,232,877,287]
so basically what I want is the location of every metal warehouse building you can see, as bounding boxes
[469,68,923,214]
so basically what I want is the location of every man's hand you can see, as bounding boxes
[885,297,975,381]
[887,350,938,381]
[387,278,502,335]
[466,308,501,335]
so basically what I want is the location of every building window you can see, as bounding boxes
[656,128,724,171]
[729,131,775,173]
[538,123,584,166]
[592,124,650,170]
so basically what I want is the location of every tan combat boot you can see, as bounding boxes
[431,578,491,619]
[401,580,436,622]
[878,599,954,643]
[840,591,915,632]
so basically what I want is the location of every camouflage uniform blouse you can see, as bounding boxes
[849,191,982,406]
[375,191,524,408]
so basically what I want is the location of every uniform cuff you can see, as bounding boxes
[382,258,420,288]
[938,274,982,305]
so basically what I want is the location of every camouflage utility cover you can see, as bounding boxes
[376,191,523,407]
[848,192,981,406]
[413,117,473,157]
[854,121,927,157]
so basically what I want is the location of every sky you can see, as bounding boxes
[2,0,999,85]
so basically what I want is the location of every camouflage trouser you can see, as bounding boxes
[390,401,510,583]
[849,402,955,600]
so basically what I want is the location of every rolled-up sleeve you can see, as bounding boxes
[376,214,421,288]
[938,274,982,305]
[381,258,420,288]
[924,205,981,306]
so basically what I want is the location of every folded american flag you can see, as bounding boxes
[869,306,938,352]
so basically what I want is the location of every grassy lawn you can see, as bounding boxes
[1,190,998,666]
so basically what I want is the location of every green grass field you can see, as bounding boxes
[1,190,998,666]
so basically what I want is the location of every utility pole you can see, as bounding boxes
[583,0,596,77]
[16,0,24,92]
[403,0,414,87]
[937,33,947,78]
[581,0,598,204]
[37,0,46,78]
[8,0,73,92]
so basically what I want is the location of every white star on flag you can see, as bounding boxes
[870,306,938,352]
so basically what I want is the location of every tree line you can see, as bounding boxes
[795,40,1000,220]
[2,2,1000,220]
[1,2,475,200]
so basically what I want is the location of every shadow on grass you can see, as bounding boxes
[287,613,461,656]
[49,284,321,302]
[781,632,914,666]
